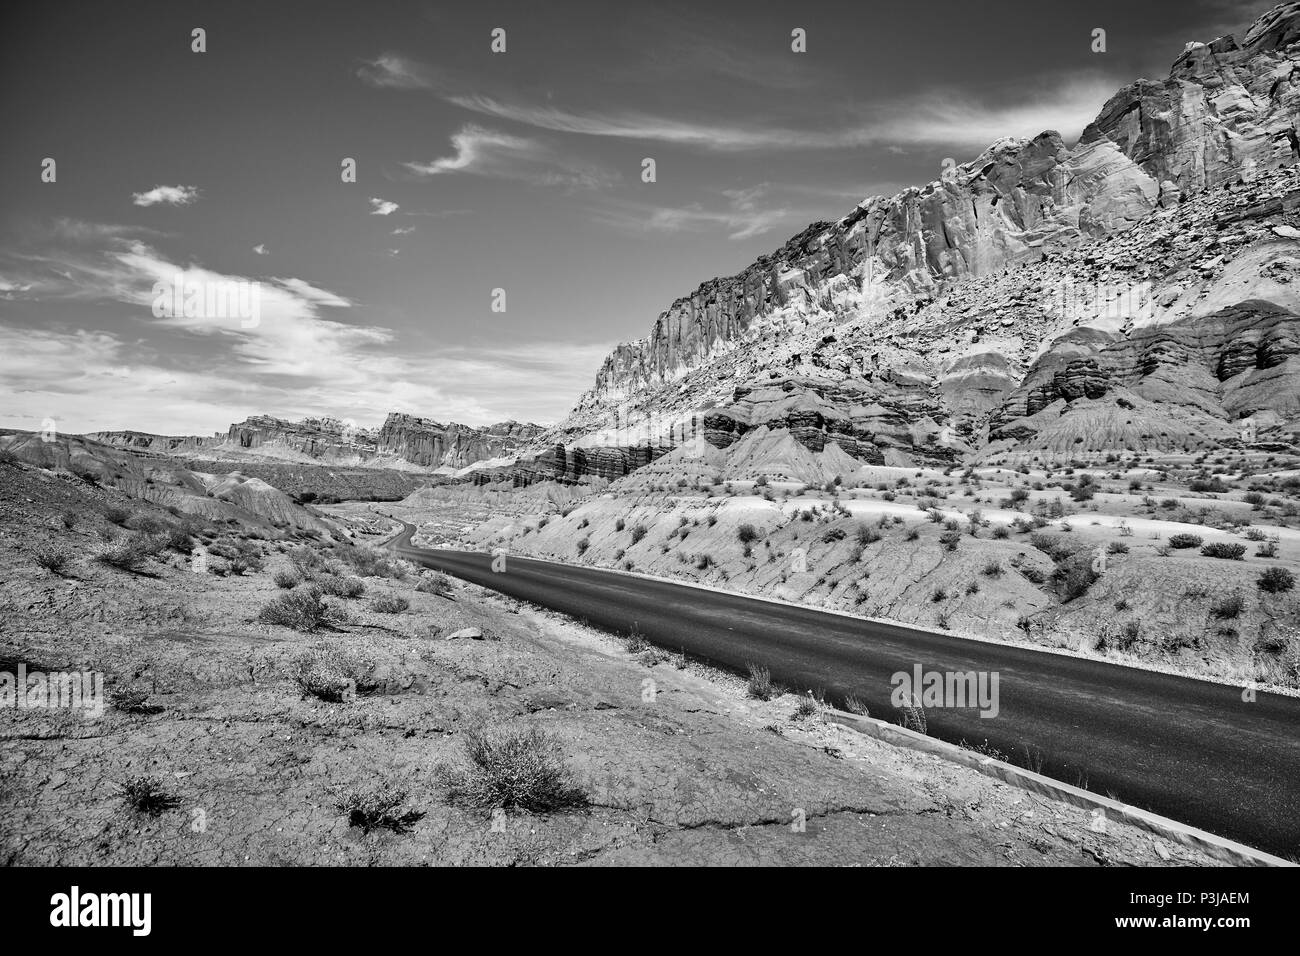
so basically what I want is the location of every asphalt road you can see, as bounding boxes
[387,522,1300,857]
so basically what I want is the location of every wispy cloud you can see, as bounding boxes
[592,181,863,241]
[367,49,1113,154]
[356,53,434,90]
[391,226,415,236]
[369,197,399,215]
[446,81,1113,152]
[132,185,200,207]
[252,243,269,255]
[403,124,616,190]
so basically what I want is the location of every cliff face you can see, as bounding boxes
[91,414,545,473]
[491,2,1299,475]
[571,3,1300,417]
[375,414,543,469]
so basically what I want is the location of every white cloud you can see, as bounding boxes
[356,53,433,90]
[594,183,796,241]
[428,79,1113,153]
[391,226,415,236]
[403,124,615,190]
[0,226,601,432]
[132,185,200,207]
[253,243,269,255]
[369,198,399,215]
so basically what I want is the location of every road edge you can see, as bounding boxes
[824,709,1295,868]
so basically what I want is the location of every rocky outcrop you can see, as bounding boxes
[375,414,542,469]
[96,414,546,473]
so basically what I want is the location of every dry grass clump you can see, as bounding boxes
[437,726,587,814]
[336,779,424,834]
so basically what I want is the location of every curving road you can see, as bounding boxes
[386,522,1300,857]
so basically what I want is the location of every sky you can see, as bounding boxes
[0,0,1277,435]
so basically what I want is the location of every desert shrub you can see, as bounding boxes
[1210,592,1245,619]
[288,639,372,700]
[821,527,846,543]
[1029,532,1084,562]
[1243,526,1267,540]
[273,569,301,589]
[992,525,1010,539]
[695,553,714,570]
[746,663,776,700]
[1107,541,1129,555]
[342,547,406,579]
[95,533,162,571]
[103,505,131,526]
[416,573,453,597]
[121,775,179,816]
[576,538,590,555]
[336,779,423,834]
[737,523,759,544]
[438,726,587,813]
[630,523,648,544]
[905,527,920,541]
[931,586,948,602]
[1020,565,1046,584]
[615,518,625,532]
[316,574,365,599]
[1254,632,1289,653]
[1257,539,1279,558]
[162,525,194,553]
[1258,567,1296,594]
[258,587,350,633]
[33,545,71,573]
[939,530,961,551]
[1052,555,1099,601]
[127,514,167,535]
[370,593,409,614]
[1200,542,1246,560]
[1168,533,1203,549]
[982,560,1003,577]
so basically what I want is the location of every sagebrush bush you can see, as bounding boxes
[272,569,301,589]
[1258,567,1295,594]
[416,572,453,597]
[1200,542,1246,560]
[288,639,372,700]
[95,532,163,571]
[258,587,350,633]
[1168,533,1203,549]
[316,574,366,599]
[370,593,409,613]
[438,726,587,813]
